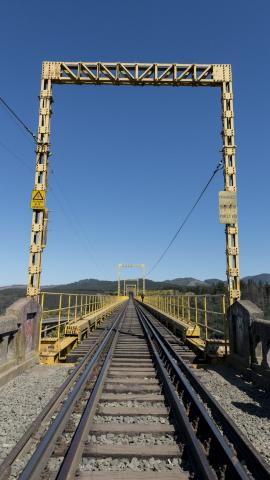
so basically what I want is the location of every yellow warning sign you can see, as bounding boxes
[31,190,45,209]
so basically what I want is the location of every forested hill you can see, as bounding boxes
[0,275,269,318]
[241,273,270,284]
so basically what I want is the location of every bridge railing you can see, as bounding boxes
[143,294,227,349]
[39,292,124,341]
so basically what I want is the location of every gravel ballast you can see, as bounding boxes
[0,364,71,462]
[80,457,182,472]
[88,433,176,446]
[100,401,165,408]
[193,365,270,465]
[94,415,170,424]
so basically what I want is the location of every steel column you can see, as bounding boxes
[221,77,240,302]
[27,77,52,296]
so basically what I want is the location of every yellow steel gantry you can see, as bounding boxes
[28,62,240,302]
[117,263,146,296]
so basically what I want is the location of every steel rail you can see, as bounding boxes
[135,303,252,480]
[136,301,270,480]
[137,312,216,479]
[18,302,128,480]
[0,307,124,480]
[56,308,125,479]
[6,298,268,480]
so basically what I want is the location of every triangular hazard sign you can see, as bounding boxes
[33,191,44,200]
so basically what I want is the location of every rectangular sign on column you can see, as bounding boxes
[219,191,237,224]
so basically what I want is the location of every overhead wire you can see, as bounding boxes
[0,139,101,270]
[0,140,33,172]
[0,96,37,142]
[0,95,103,272]
[49,173,102,270]
[1,93,224,280]
[146,159,223,276]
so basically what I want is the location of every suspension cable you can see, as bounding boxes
[0,95,102,271]
[0,139,102,270]
[0,96,37,142]
[147,160,223,276]
[1,93,224,279]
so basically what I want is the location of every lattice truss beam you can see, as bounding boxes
[28,62,240,302]
[42,62,231,85]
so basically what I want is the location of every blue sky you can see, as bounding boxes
[0,0,269,285]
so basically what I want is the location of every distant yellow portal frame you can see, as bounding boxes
[28,62,240,302]
[117,264,145,296]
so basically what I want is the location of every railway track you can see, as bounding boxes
[0,299,269,479]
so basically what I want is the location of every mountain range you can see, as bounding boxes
[165,274,270,287]
[1,274,269,292]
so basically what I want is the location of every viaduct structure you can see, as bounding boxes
[1,61,270,480]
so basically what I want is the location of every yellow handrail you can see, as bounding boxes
[142,293,227,342]
[39,292,125,341]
